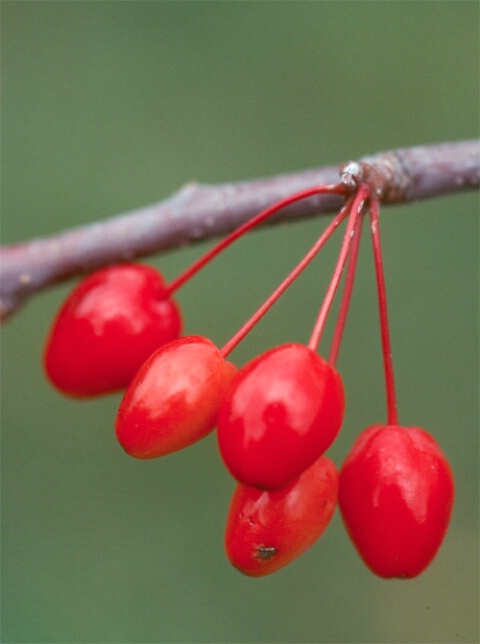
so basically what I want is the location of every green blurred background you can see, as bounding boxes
[1,2,478,643]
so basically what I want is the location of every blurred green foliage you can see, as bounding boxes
[1,2,478,643]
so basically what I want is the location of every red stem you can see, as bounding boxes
[220,198,354,358]
[369,198,399,426]
[328,211,365,367]
[308,185,370,353]
[165,184,347,296]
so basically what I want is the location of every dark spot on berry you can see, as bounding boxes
[254,546,277,560]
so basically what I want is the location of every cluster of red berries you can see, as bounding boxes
[43,168,454,579]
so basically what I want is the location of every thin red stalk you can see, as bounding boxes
[369,198,399,426]
[308,185,370,353]
[220,197,354,358]
[328,211,365,367]
[165,184,347,296]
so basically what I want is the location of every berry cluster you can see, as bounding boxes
[43,167,454,579]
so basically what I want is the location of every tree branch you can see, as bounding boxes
[1,140,479,322]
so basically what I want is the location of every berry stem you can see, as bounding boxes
[369,198,399,426]
[308,185,370,354]
[165,184,348,296]
[220,197,354,358]
[328,210,365,367]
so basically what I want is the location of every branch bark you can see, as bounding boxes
[1,139,479,322]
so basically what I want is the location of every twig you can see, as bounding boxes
[1,140,479,322]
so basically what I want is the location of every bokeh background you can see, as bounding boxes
[1,2,478,643]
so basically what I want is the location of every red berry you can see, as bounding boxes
[338,424,455,578]
[217,343,345,489]
[225,455,338,577]
[115,336,237,459]
[44,264,182,397]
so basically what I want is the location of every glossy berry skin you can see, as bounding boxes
[217,343,345,490]
[44,264,182,397]
[338,424,454,579]
[115,336,237,459]
[225,455,338,577]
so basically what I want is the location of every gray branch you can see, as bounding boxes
[1,139,479,322]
